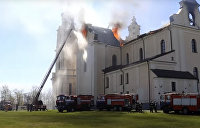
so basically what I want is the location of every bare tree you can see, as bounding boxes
[42,89,54,109]
[29,86,39,103]
[13,89,24,106]
[0,85,11,101]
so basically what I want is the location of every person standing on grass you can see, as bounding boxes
[154,101,157,113]
[27,104,30,112]
[4,104,8,112]
[29,104,33,112]
[149,101,153,113]
[139,103,143,113]
[16,104,18,111]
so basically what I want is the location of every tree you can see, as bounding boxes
[29,86,39,103]
[42,89,54,109]
[0,85,11,101]
[0,85,15,106]
[13,89,24,106]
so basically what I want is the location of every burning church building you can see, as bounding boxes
[52,0,200,106]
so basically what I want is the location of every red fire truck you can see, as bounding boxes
[160,93,200,114]
[56,95,94,112]
[96,94,138,111]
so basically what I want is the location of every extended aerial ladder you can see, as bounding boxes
[32,29,73,110]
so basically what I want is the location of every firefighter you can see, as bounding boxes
[139,103,143,113]
[29,104,33,112]
[135,102,140,112]
[16,104,18,111]
[27,104,30,112]
[154,101,157,113]
[4,104,8,112]
[149,101,154,113]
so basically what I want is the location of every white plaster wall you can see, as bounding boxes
[153,78,198,102]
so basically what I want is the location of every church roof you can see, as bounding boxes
[151,69,197,80]
[125,25,169,45]
[87,25,120,47]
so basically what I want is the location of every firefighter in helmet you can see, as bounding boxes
[149,101,154,113]
[153,101,157,113]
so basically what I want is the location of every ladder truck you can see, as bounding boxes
[32,29,73,111]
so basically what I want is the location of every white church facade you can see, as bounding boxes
[52,0,200,105]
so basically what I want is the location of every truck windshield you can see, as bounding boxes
[57,96,66,100]
[160,95,164,100]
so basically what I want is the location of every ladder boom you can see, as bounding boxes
[33,29,73,104]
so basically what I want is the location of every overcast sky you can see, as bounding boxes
[0,0,189,93]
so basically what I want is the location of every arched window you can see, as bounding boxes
[192,39,197,53]
[69,83,72,95]
[112,55,117,66]
[57,60,61,70]
[161,40,166,54]
[193,67,199,79]
[126,53,129,64]
[106,77,109,88]
[126,73,129,84]
[189,13,195,26]
[84,61,87,72]
[139,48,143,61]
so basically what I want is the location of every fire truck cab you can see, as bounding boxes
[96,95,106,110]
[160,93,200,114]
[56,95,94,112]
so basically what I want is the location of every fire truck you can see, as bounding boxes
[56,95,94,112]
[96,94,138,111]
[160,93,200,114]
[0,100,12,111]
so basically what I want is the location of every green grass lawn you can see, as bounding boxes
[0,110,200,128]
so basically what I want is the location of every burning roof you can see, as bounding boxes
[112,23,124,46]
[83,24,121,47]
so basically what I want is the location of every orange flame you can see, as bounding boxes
[112,27,120,41]
[112,23,123,46]
[81,24,87,38]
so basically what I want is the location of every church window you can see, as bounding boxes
[193,67,199,79]
[192,39,197,53]
[57,60,61,70]
[172,82,176,92]
[139,48,143,61]
[120,74,123,85]
[84,61,87,72]
[106,77,109,88]
[189,13,195,26]
[126,53,129,64]
[94,34,98,40]
[161,40,166,54]
[126,73,129,84]
[112,54,117,66]
[69,83,72,95]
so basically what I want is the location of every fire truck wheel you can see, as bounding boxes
[182,108,188,115]
[174,110,179,114]
[58,109,63,113]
